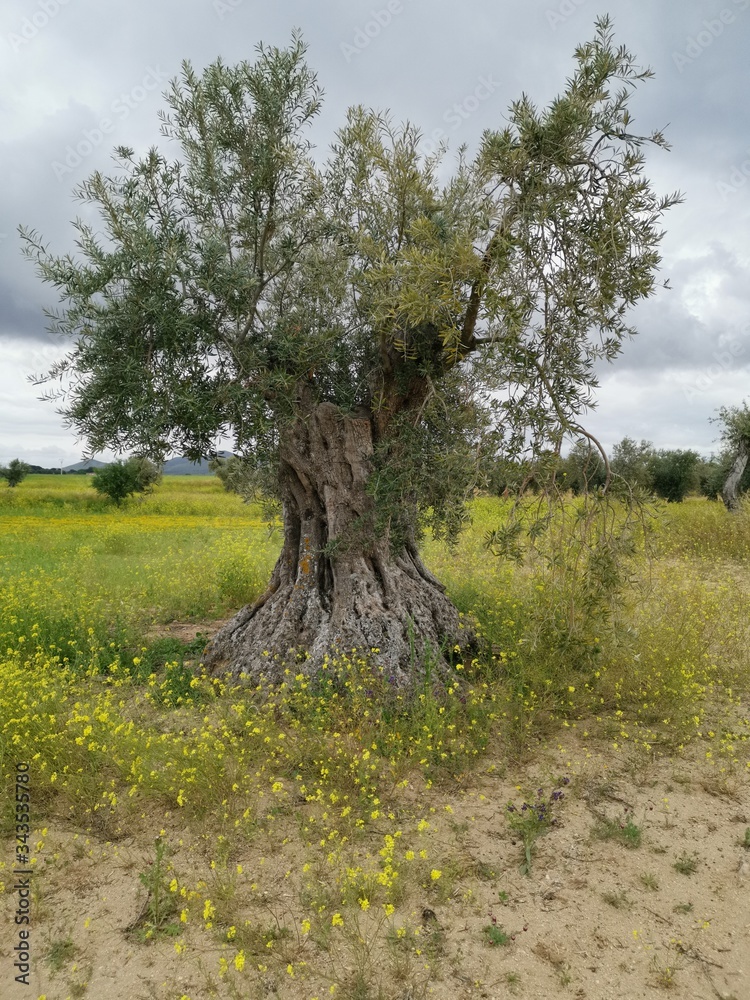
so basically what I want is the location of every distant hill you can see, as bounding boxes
[26,464,62,474]
[49,454,234,476]
[163,452,234,476]
[62,458,108,473]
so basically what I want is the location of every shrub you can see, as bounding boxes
[91,457,161,505]
[0,458,31,488]
[647,450,700,503]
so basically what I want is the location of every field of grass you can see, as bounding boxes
[1,476,749,1000]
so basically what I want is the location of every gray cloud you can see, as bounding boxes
[608,246,750,374]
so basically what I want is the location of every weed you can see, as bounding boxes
[430,857,463,903]
[385,924,412,955]
[670,773,691,787]
[126,838,181,943]
[45,936,78,974]
[592,813,642,849]
[700,776,741,801]
[602,889,631,909]
[640,872,659,891]
[424,923,447,959]
[68,970,91,1000]
[483,921,511,947]
[558,966,573,987]
[503,970,522,994]
[649,957,678,990]
[673,902,693,914]
[388,946,413,985]
[505,777,569,875]
[742,827,750,849]
[673,853,698,876]
[340,968,376,1000]
[473,860,497,880]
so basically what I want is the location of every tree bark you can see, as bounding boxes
[721,439,749,511]
[203,400,471,684]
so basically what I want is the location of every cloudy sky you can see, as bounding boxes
[1,0,748,467]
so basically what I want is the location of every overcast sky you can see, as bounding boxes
[1,0,749,467]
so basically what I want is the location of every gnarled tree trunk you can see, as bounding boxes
[203,401,470,683]
[722,439,749,511]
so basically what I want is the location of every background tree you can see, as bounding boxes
[647,449,700,503]
[0,458,31,488]
[610,437,654,490]
[22,20,680,682]
[560,438,607,494]
[713,402,750,510]
[699,450,750,502]
[91,458,161,506]
[209,455,240,493]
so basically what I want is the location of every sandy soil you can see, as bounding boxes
[2,736,748,1000]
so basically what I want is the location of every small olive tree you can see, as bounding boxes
[91,457,161,505]
[0,459,31,488]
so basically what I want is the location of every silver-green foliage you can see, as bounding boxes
[0,459,31,488]
[91,457,161,505]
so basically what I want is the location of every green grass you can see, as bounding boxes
[2,480,749,757]
[0,476,280,670]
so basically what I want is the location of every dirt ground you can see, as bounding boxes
[2,734,748,1000]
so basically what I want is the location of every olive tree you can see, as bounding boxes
[561,438,607,494]
[610,437,654,490]
[0,458,31,488]
[715,402,750,510]
[22,20,680,682]
[647,449,700,503]
[91,457,161,505]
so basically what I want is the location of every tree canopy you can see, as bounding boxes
[21,19,681,679]
[714,402,750,509]
[91,457,162,505]
[0,459,31,488]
